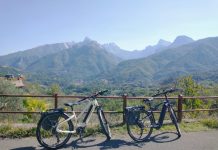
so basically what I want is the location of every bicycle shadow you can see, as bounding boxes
[10,146,47,150]
[67,135,144,150]
[10,147,36,150]
[67,131,180,149]
[149,131,181,143]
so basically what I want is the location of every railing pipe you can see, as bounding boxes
[54,93,58,109]
[0,94,218,123]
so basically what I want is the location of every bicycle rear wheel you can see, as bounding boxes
[97,107,111,140]
[36,113,73,149]
[169,107,181,137]
[127,110,153,142]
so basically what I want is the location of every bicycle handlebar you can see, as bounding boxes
[152,88,183,97]
[77,90,108,103]
[98,90,109,96]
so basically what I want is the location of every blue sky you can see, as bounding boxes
[0,0,218,55]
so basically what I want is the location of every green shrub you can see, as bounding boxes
[0,125,36,138]
[201,119,218,128]
[23,97,49,112]
[0,79,24,112]
[22,97,49,122]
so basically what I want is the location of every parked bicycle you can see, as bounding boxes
[36,90,111,149]
[125,88,182,142]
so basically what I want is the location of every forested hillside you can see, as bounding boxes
[109,37,218,85]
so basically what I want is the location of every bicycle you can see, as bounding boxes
[125,88,182,142]
[36,90,111,149]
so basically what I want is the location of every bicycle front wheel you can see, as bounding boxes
[97,107,111,140]
[36,113,73,149]
[169,107,181,137]
[127,110,153,142]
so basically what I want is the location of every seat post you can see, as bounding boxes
[70,106,74,111]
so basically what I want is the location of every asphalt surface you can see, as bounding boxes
[0,130,218,150]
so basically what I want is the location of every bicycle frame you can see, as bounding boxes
[56,98,99,134]
[148,99,171,129]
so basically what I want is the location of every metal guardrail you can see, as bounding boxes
[0,94,218,123]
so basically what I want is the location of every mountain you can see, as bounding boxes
[142,39,171,56]
[26,39,121,81]
[103,43,134,60]
[108,37,218,85]
[1,35,217,87]
[157,39,172,46]
[103,44,143,60]
[103,35,194,61]
[170,35,194,47]
[103,39,171,60]
[0,66,21,77]
[0,42,75,69]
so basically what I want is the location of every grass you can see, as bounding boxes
[0,125,36,138]
[201,119,218,129]
[0,118,217,138]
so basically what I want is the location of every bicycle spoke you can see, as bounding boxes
[127,110,152,142]
[36,113,73,149]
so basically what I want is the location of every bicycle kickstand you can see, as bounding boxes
[79,131,84,142]
[77,127,85,142]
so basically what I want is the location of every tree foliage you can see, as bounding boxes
[178,76,206,109]
[0,79,23,111]
[47,83,62,95]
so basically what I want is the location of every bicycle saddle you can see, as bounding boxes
[64,102,79,107]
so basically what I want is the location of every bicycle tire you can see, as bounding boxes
[97,107,111,140]
[36,113,73,149]
[168,107,181,137]
[127,110,153,142]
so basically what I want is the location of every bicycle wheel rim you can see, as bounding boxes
[98,109,111,139]
[36,113,73,149]
[127,111,152,142]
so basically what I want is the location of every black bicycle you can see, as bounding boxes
[125,88,182,142]
[36,90,111,149]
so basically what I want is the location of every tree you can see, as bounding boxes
[177,76,205,109]
[47,83,62,95]
[0,79,24,111]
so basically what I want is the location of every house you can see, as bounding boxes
[4,74,25,88]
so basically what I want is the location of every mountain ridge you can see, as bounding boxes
[108,36,218,85]
[25,39,121,80]
[1,36,218,87]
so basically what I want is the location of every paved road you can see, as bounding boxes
[1,130,218,150]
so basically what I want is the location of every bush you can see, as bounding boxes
[201,119,218,129]
[0,125,36,138]
[0,79,24,111]
[22,98,49,122]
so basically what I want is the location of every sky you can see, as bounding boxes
[0,0,218,56]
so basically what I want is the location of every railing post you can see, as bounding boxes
[122,94,127,124]
[54,93,58,109]
[178,94,183,123]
